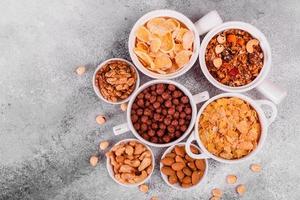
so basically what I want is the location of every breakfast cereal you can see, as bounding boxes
[198,97,261,160]
[205,29,264,87]
[134,17,194,74]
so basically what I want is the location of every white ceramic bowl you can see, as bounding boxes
[198,20,286,104]
[185,93,278,164]
[106,138,155,187]
[128,9,210,79]
[113,79,209,148]
[160,142,208,190]
[92,58,140,104]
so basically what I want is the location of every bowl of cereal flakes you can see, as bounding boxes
[185,93,277,164]
[128,10,223,79]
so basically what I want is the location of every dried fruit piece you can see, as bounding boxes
[89,155,99,167]
[226,174,237,184]
[120,103,128,111]
[96,115,106,125]
[246,39,259,53]
[182,30,194,50]
[213,58,222,68]
[136,26,151,43]
[139,184,149,193]
[227,34,236,43]
[76,65,86,75]
[250,163,262,172]
[150,38,161,53]
[211,188,223,197]
[236,184,246,196]
[99,141,109,150]
[175,50,193,68]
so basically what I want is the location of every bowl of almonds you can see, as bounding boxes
[160,143,207,190]
[106,139,155,187]
[93,58,140,104]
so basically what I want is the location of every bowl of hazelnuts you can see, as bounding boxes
[113,80,209,147]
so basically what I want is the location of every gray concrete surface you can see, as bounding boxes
[0,0,299,199]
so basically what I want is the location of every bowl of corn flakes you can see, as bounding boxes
[185,93,277,164]
[128,10,223,79]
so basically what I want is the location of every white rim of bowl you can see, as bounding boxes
[199,21,271,92]
[92,58,140,104]
[126,79,198,148]
[128,9,200,79]
[160,142,208,190]
[194,93,268,164]
[106,138,155,187]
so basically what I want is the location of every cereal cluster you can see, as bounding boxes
[161,145,206,188]
[106,140,153,185]
[95,60,137,102]
[199,97,261,159]
[134,17,194,74]
[131,83,192,144]
[205,29,264,87]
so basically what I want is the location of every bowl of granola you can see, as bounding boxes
[185,93,277,164]
[199,21,287,104]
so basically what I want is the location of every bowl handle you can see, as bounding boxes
[256,79,287,104]
[113,123,129,135]
[185,131,210,159]
[192,91,210,105]
[194,10,223,35]
[256,100,278,126]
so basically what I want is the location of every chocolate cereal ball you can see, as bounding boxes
[131,83,192,144]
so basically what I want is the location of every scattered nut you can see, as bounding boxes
[89,155,99,167]
[226,174,237,184]
[250,163,262,172]
[246,39,259,53]
[75,65,86,75]
[96,115,106,125]
[151,196,159,200]
[236,184,246,196]
[120,103,128,111]
[99,141,109,150]
[211,188,223,197]
[139,184,149,193]
[213,58,222,69]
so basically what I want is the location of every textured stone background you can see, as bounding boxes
[0,0,299,199]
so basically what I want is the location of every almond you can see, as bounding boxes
[168,174,178,184]
[182,176,191,184]
[195,159,206,171]
[171,162,185,171]
[161,157,175,166]
[191,171,202,185]
[174,146,185,157]
[161,166,176,176]
[182,167,192,176]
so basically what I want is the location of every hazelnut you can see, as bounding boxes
[89,155,99,167]
[99,141,109,150]
[96,115,106,125]
[76,65,86,75]
[120,103,128,111]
